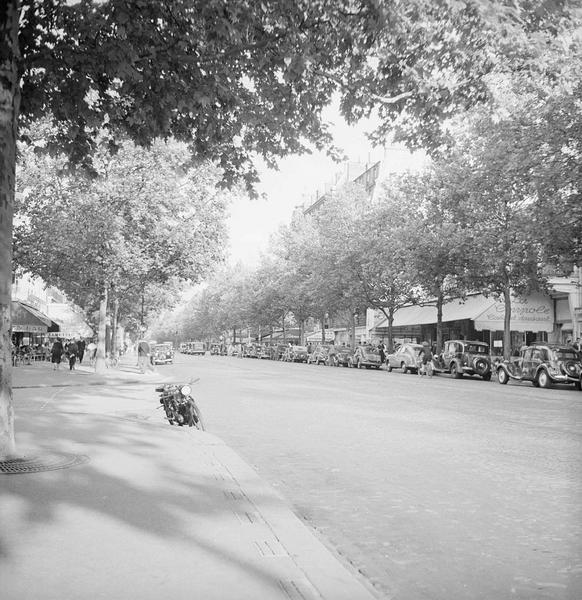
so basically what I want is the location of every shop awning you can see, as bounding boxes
[46,302,93,339]
[374,292,555,333]
[11,301,54,333]
[375,295,494,329]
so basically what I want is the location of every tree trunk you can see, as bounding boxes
[351,310,357,348]
[0,1,21,459]
[503,287,512,360]
[111,297,119,358]
[436,292,444,353]
[387,310,395,354]
[95,285,108,373]
[321,314,326,344]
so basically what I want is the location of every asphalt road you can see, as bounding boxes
[168,353,582,600]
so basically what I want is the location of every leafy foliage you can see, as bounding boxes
[14,136,230,328]
[17,0,383,193]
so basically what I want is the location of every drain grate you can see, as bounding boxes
[0,453,90,475]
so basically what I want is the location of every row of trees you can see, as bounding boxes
[14,135,232,366]
[1,1,579,455]
[155,70,581,355]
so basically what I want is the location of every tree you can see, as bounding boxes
[1,0,388,456]
[14,137,229,369]
[353,182,417,353]
[388,169,471,352]
[342,0,577,153]
[442,112,546,359]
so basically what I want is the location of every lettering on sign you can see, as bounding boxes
[485,296,552,323]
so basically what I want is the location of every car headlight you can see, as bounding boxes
[180,385,191,396]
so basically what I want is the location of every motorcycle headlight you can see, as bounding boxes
[180,385,191,396]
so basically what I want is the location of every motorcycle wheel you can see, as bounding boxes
[192,403,205,431]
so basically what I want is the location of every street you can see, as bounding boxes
[167,353,581,600]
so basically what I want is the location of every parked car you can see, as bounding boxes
[270,344,287,360]
[350,345,383,369]
[152,342,174,365]
[210,343,221,355]
[386,343,423,373]
[282,345,309,362]
[432,340,492,380]
[330,346,353,367]
[496,343,582,389]
[257,344,271,359]
[188,341,206,356]
[243,344,259,358]
[307,344,331,365]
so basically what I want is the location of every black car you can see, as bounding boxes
[497,343,582,389]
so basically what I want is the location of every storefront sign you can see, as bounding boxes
[475,293,554,332]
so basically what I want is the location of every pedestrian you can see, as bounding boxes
[378,340,387,366]
[418,341,433,376]
[67,339,79,370]
[77,338,86,364]
[86,340,97,365]
[51,338,64,370]
[137,340,150,373]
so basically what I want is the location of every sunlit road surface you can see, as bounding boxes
[169,354,582,600]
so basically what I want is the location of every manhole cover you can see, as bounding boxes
[0,453,90,475]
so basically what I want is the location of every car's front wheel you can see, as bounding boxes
[387,363,393,372]
[497,368,509,385]
[536,369,551,389]
[401,362,408,374]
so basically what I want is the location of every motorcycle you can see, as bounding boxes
[156,380,205,429]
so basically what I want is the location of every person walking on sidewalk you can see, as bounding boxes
[86,340,97,366]
[77,338,86,364]
[67,340,79,370]
[51,338,64,370]
[137,340,151,373]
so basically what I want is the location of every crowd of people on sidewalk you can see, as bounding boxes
[50,338,92,370]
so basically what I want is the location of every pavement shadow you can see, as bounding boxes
[2,383,287,590]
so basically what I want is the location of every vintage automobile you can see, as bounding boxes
[349,345,383,369]
[152,342,174,365]
[210,343,221,355]
[432,340,492,380]
[386,343,423,373]
[282,345,309,363]
[242,344,259,358]
[329,346,353,367]
[307,344,331,365]
[257,344,271,359]
[496,343,582,389]
[190,341,206,356]
[270,344,287,360]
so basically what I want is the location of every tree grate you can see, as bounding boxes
[0,453,90,475]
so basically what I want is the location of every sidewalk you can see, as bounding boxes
[1,359,378,600]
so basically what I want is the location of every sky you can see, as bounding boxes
[225,111,426,267]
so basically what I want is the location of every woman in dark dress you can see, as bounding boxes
[51,339,64,370]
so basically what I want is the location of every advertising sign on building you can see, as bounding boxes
[474,292,554,333]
